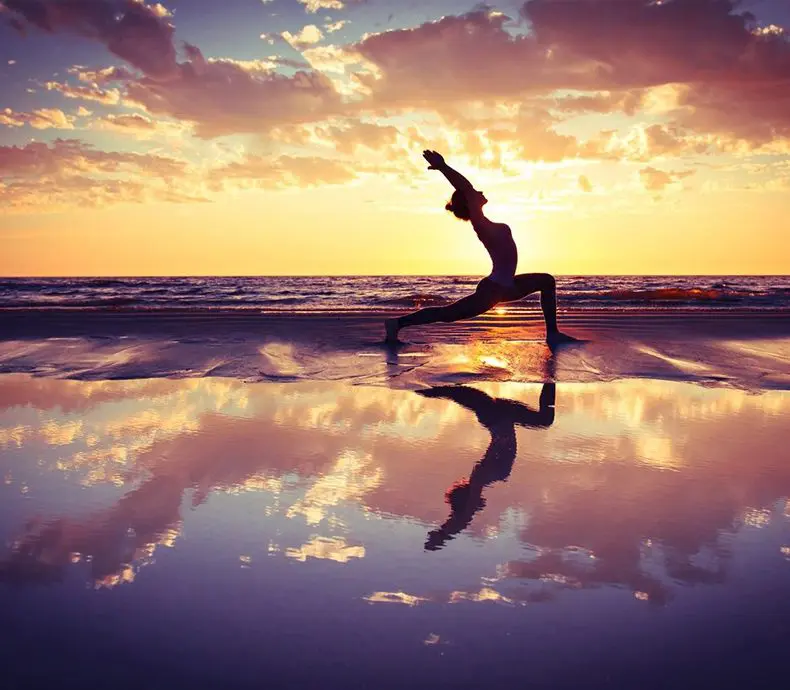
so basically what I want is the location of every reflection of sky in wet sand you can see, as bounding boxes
[1,373,788,607]
[3,373,790,686]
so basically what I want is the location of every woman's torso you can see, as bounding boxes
[473,220,518,287]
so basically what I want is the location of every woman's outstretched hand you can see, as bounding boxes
[423,150,445,170]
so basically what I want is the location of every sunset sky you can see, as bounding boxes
[1,0,789,276]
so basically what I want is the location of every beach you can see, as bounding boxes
[1,285,790,688]
[3,0,790,682]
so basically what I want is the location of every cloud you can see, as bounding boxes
[45,79,122,105]
[121,44,344,137]
[349,2,790,144]
[208,153,357,191]
[71,64,136,84]
[520,0,790,140]
[148,2,172,18]
[325,20,347,33]
[0,138,184,177]
[639,166,695,192]
[1,0,178,78]
[8,0,790,159]
[97,113,156,132]
[554,90,643,116]
[511,106,579,162]
[282,24,324,50]
[313,119,399,154]
[351,9,538,108]
[93,112,187,138]
[298,0,347,13]
[0,138,198,211]
[0,107,75,129]
[301,44,366,74]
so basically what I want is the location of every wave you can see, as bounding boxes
[593,288,747,303]
[369,293,450,307]
[0,277,787,312]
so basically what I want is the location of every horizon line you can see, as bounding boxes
[0,273,787,279]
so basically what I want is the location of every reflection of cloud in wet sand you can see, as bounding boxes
[1,374,789,600]
[287,450,382,525]
[286,536,365,564]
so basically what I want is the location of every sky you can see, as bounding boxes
[1,0,789,276]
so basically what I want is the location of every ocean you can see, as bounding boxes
[1,275,788,312]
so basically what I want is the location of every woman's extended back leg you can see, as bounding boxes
[397,291,496,329]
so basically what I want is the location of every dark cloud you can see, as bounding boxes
[1,0,177,78]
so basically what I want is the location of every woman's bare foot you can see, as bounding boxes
[385,318,401,343]
[546,331,579,348]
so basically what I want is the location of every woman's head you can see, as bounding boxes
[445,189,487,221]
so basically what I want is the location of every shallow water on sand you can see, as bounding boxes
[1,375,790,689]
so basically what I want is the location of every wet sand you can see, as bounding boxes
[0,309,789,388]
[1,373,790,688]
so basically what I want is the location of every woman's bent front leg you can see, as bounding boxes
[507,273,576,345]
[507,273,558,334]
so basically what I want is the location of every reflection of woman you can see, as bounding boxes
[418,383,555,551]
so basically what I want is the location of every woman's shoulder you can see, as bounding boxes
[475,219,510,232]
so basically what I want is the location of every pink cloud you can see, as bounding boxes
[350,2,790,144]
[521,0,790,140]
[352,9,542,107]
[0,138,179,177]
[6,0,789,158]
[123,44,343,137]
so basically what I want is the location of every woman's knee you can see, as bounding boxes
[539,273,556,290]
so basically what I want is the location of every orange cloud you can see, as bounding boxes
[298,0,361,13]
[0,106,75,129]
[639,166,695,192]
[208,154,357,191]
[281,24,324,50]
[45,79,121,105]
[0,139,200,211]
[93,112,187,138]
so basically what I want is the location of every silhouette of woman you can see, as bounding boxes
[418,383,555,551]
[385,150,577,346]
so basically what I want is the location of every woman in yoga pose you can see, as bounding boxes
[385,150,576,346]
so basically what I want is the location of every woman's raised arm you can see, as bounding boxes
[422,150,475,192]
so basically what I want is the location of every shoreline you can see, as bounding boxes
[0,308,787,389]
